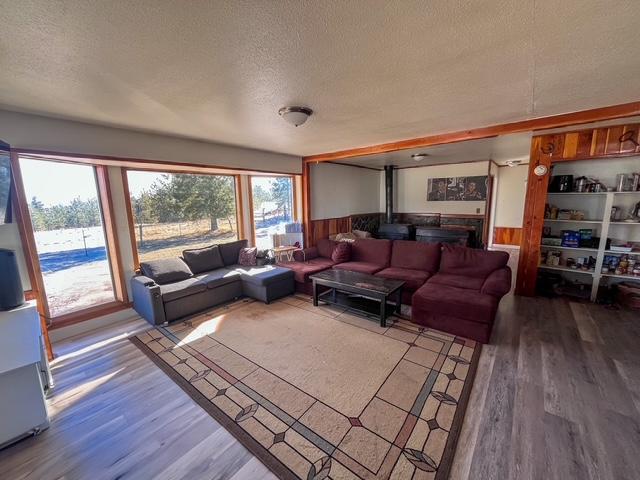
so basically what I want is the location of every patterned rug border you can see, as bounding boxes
[434,340,481,480]
[130,335,297,480]
[129,307,483,480]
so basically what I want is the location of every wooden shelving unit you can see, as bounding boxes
[540,189,640,301]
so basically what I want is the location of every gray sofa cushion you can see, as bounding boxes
[218,239,249,266]
[182,244,224,274]
[140,258,193,285]
[229,265,295,286]
[159,277,207,302]
[195,268,241,289]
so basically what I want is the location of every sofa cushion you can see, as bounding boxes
[238,247,258,266]
[182,244,224,274]
[428,273,484,291]
[159,277,207,302]
[333,261,384,275]
[195,268,241,289]
[390,240,441,273]
[375,267,430,292]
[317,238,337,259]
[351,238,392,267]
[278,258,334,283]
[331,242,351,263]
[140,258,193,285]
[439,244,509,278]
[481,267,512,297]
[412,283,498,325]
[218,239,249,266]
[229,265,295,286]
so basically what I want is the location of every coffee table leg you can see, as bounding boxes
[396,288,402,314]
[380,298,387,328]
[331,287,337,303]
[312,281,318,307]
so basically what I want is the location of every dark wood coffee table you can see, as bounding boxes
[309,270,404,327]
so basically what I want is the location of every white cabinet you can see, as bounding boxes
[0,301,50,449]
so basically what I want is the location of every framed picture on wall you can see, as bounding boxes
[427,175,487,201]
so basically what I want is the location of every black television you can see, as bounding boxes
[0,140,11,225]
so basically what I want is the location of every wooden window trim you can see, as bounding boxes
[96,166,127,302]
[47,301,132,331]
[234,175,245,241]
[10,151,54,360]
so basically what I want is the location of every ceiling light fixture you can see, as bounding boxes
[505,159,522,167]
[411,153,430,161]
[278,106,313,127]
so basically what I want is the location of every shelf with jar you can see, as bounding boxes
[539,249,596,275]
[600,253,640,278]
[536,160,640,302]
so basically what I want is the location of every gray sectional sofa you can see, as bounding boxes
[131,239,294,325]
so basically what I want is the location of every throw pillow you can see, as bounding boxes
[182,244,224,274]
[140,258,193,285]
[238,247,258,266]
[332,241,351,263]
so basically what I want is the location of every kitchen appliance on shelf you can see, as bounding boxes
[549,175,574,193]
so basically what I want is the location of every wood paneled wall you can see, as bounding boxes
[308,216,352,246]
[516,122,640,296]
[493,227,523,246]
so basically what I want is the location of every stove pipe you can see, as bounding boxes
[384,165,394,224]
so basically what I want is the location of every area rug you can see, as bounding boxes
[130,295,481,480]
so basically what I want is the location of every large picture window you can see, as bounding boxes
[19,158,117,318]
[250,176,295,250]
[125,170,239,263]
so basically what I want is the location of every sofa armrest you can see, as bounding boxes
[294,247,318,262]
[131,275,166,325]
[481,267,512,298]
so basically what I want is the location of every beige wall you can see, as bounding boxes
[385,161,490,215]
[492,164,528,228]
[0,110,301,173]
[310,163,381,220]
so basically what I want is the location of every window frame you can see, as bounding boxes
[248,175,298,248]
[10,153,129,334]
[122,167,243,269]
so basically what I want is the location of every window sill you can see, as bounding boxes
[48,301,132,330]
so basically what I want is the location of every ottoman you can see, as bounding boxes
[229,265,295,303]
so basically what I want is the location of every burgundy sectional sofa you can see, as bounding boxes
[375,240,441,305]
[284,238,342,295]
[411,245,511,344]
[332,238,392,275]
[278,238,511,343]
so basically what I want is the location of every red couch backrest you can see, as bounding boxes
[317,238,337,259]
[390,240,441,273]
[351,238,392,266]
[439,244,509,278]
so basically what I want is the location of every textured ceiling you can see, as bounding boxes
[335,132,533,168]
[0,1,638,157]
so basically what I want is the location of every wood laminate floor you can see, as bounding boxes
[0,295,639,479]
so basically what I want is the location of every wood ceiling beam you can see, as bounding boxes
[303,101,640,163]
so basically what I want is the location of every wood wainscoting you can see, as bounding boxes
[493,227,523,246]
[308,215,352,246]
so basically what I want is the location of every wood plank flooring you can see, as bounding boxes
[0,294,639,479]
